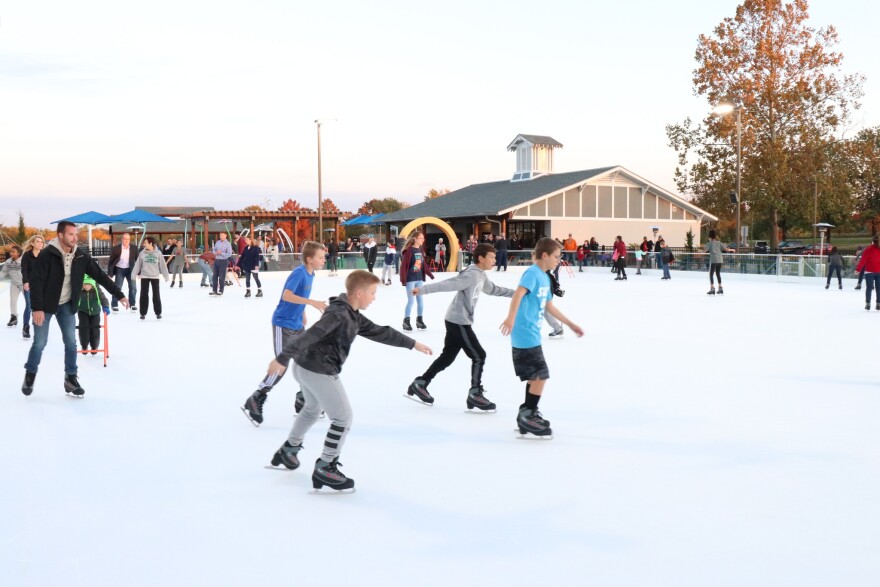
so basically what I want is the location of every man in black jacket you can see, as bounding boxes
[495,232,509,271]
[107,232,139,312]
[23,221,129,397]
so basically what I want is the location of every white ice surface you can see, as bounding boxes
[1,266,879,586]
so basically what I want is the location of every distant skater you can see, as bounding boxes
[400,231,434,331]
[132,237,170,320]
[706,230,734,294]
[855,235,880,311]
[381,241,396,285]
[826,246,843,290]
[613,235,627,280]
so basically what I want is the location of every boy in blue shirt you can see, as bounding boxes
[500,237,583,438]
[242,241,328,425]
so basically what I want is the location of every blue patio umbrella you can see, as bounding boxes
[104,210,174,245]
[340,215,367,226]
[52,211,112,225]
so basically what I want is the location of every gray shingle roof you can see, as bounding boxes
[382,167,616,222]
[507,134,563,150]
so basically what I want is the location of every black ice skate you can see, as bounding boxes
[312,457,355,492]
[549,327,564,338]
[707,287,716,295]
[22,371,36,396]
[256,289,263,297]
[7,314,18,327]
[242,390,268,426]
[516,407,552,439]
[416,316,427,330]
[546,271,565,297]
[268,441,302,470]
[466,387,496,413]
[244,289,251,298]
[402,317,413,332]
[64,374,85,398]
[22,323,30,339]
[717,286,724,295]
[405,378,434,405]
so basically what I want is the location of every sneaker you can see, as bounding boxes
[270,441,302,470]
[517,406,552,436]
[243,390,268,424]
[22,371,36,396]
[549,327,564,338]
[64,374,85,397]
[466,387,496,411]
[416,316,427,330]
[312,457,354,491]
[402,317,412,332]
[406,378,434,405]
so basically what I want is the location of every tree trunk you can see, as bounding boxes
[771,208,780,247]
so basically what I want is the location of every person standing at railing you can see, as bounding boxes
[706,230,734,295]
[495,233,508,271]
[826,247,843,290]
[855,235,880,311]
[211,232,233,296]
[590,237,599,266]
[659,239,673,280]
[327,238,339,276]
[613,236,628,281]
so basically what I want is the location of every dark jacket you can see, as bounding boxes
[363,243,378,264]
[495,238,508,251]
[399,246,435,285]
[21,250,38,285]
[328,241,339,256]
[276,293,415,376]
[107,243,140,277]
[237,245,262,271]
[78,286,110,316]
[31,242,126,314]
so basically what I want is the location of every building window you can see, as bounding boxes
[547,194,563,216]
[582,185,597,217]
[508,221,540,248]
[565,190,579,217]
[644,192,657,218]
[598,186,612,218]
[613,187,628,218]
[529,200,546,216]
[658,199,671,219]
[628,188,642,219]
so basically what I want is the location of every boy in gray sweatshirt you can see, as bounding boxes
[1,245,24,327]
[406,243,514,411]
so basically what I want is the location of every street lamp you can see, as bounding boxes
[315,118,337,239]
[712,101,742,251]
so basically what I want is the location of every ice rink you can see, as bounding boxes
[1,264,878,586]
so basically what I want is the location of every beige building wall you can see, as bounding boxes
[547,219,702,248]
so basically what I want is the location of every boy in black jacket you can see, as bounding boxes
[77,276,109,354]
[263,270,432,491]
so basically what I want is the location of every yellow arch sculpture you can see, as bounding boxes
[399,217,460,272]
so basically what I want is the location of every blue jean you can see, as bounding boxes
[25,301,78,375]
[405,280,424,317]
[197,259,213,285]
[23,289,32,325]
[865,273,880,304]
[662,261,671,279]
[113,267,137,309]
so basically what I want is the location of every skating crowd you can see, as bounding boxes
[5,221,880,492]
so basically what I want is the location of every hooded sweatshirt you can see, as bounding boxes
[0,256,23,287]
[276,293,415,376]
[132,248,170,280]
[418,264,514,325]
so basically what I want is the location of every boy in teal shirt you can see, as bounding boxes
[501,237,583,438]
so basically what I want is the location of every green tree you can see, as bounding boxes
[667,0,864,246]
[16,212,27,244]
[848,127,880,235]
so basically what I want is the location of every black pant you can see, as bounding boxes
[709,262,722,285]
[421,321,486,389]
[827,265,842,285]
[616,257,627,277]
[496,250,508,270]
[213,259,229,292]
[244,270,262,289]
[139,278,162,317]
[367,260,375,273]
[77,311,101,350]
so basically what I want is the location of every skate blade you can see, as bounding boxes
[240,406,261,427]
[514,429,553,440]
[465,408,497,414]
[65,393,85,399]
[310,487,356,495]
[264,465,297,471]
[402,393,434,407]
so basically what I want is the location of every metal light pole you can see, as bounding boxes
[713,102,742,250]
[314,118,337,240]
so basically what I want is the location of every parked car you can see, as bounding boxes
[726,242,749,252]
[801,243,834,256]
[778,240,806,254]
[754,241,769,254]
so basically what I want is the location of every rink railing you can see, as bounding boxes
[82,250,861,278]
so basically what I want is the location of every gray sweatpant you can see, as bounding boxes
[288,364,352,462]
[545,310,561,331]
[9,283,22,315]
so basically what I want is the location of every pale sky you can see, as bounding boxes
[1,0,878,229]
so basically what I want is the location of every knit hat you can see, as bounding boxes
[83,275,97,287]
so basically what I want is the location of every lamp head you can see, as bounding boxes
[712,102,736,115]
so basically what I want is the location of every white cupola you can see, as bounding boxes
[506,134,563,182]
